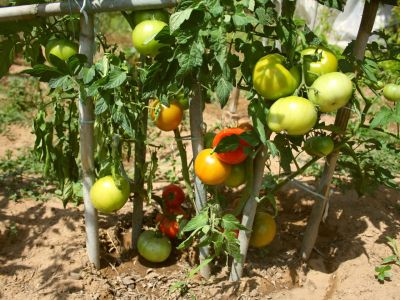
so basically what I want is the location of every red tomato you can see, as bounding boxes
[212,128,249,165]
[162,184,185,208]
[159,217,180,239]
[165,206,189,219]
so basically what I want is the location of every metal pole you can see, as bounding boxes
[78,13,100,268]
[0,0,176,22]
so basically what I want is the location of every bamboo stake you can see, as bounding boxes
[78,13,100,269]
[300,0,380,261]
[230,146,267,281]
[0,0,176,22]
[190,81,210,279]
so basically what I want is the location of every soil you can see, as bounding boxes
[1,98,400,300]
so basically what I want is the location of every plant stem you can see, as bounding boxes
[190,81,210,279]
[300,0,380,261]
[78,13,100,269]
[174,129,195,207]
[131,57,148,251]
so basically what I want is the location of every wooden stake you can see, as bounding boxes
[300,0,380,261]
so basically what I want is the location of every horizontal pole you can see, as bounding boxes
[0,0,176,22]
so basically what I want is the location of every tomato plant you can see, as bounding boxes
[301,47,338,85]
[304,136,335,157]
[224,163,246,188]
[252,53,300,101]
[249,212,276,248]
[131,20,167,56]
[212,128,249,165]
[137,230,172,263]
[150,99,183,131]
[267,96,318,136]
[383,84,400,102]
[45,39,78,65]
[194,148,231,185]
[90,176,130,213]
[165,205,189,219]
[308,72,353,112]
[162,184,185,208]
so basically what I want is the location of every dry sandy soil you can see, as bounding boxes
[0,100,400,300]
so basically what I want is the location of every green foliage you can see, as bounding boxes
[375,237,400,282]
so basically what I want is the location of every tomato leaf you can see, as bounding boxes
[22,64,63,82]
[222,214,246,231]
[170,8,194,33]
[188,256,213,278]
[181,210,208,233]
[316,0,346,11]
[274,134,293,174]
[103,69,127,89]
[215,76,234,107]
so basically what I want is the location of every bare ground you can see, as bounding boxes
[0,101,400,300]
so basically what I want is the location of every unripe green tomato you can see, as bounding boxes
[301,48,338,86]
[303,136,334,157]
[131,20,167,56]
[252,54,300,101]
[90,176,130,213]
[137,230,172,263]
[45,39,78,65]
[267,96,318,136]
[132,9,169,25]
[224,163,246,188]
[308,72,353,113]
[383,83,400,102]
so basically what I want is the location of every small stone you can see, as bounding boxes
[69,272,82,280]
[122,277,135,286]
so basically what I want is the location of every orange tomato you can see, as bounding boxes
[249,212,276,248]
[212,128,250,165]
[150,99,183,131]
[194,148,232,185]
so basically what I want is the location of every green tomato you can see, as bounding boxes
[45,39,78,65]
[132,9,169,25]
[137,230,172,263]
[304,136,334,157]
[308,72,353,113]
[267,96,317,136]
[301,48,338,86]
[224,163,246,188]
[176,91,189,110]
[90,176,130,213]
[383,83,400,102]
[131,20,167,57]
[252,54,300,101]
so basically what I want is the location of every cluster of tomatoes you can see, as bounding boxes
[195,127,249,187]
[137,184,189,263]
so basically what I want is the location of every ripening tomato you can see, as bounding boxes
[90,176,130,213]
[45,39,78,65]
[137,230,172,263]
[162,184,185,208]
[301,48,338,85]
[194,148,232,185]
[159,217,179,239]
[267,96,318,136]
[224,163,246,188]
[252,53,300,100]
[212,128,250,165]
[150,99,183,131]
[249,212,277,248]
[131,20,167,56]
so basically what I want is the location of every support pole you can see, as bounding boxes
[0,0,176,22]
[78,13,100,269]
[300,0,380,261]
[229,146,267,281]
[190,82,210,279]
